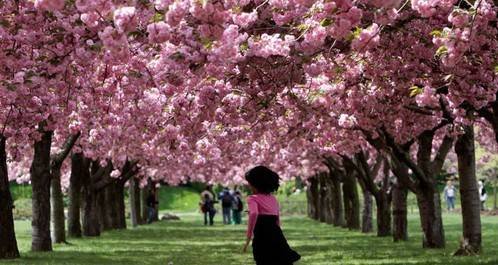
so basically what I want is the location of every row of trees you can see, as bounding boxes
[0,0,497,260]
[306,130,480,254]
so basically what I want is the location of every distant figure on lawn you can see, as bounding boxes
[146,189,159,224]
[444,180,457,212]
[243,166,301,265]
[479,180,487,211]
[200,186,217,226]
[220,187,234,224]
[232,190,244,225]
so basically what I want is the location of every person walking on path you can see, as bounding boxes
[242,166,301,265]
[232,190,243,225]
[220,188,234,224]
[200,186,217,226]
[146,189,159,224]
[444,180,457,212]
[479,180,488,211]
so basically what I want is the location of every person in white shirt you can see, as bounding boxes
[443,180,457,212]
[478,181,488,211]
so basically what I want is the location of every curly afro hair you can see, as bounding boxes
[245,166,280,194]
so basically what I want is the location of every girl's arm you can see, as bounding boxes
[246,196,259,238]
[243,196,258,252]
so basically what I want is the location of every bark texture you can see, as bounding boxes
[50,132,80,243]
[392,179,408,242]
[306,176,319,220]
[130,178,142,227]
[342,169,360,230]
[361,190,373,233]
[0,136,20,259]
[67,153,83,238]
[455,125,481,254]
[30,129,53,251]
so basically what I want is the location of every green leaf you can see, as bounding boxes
[151,12,165,23]
[295,24,309,32]
[430,29,442,37]
[494,64,498,73]
[169,51,185,61]
[89,44,102,52]
[320,18,332,27]
[0,19,10,28]
[346,27,362,41]
[409,86,423,97]
[200,37,213,50]
[6,83,16,91]
[435,46,448,57]
[128,70,143,78]
[239,41,249,52]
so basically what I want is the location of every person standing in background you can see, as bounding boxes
[232,191,243,225]
[479,180,488,211]
[200,185,217,225]
[444,180,457,212]
[146,189,159,224]
[220,188,234,224]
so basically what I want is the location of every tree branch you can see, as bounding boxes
[50,132,81,170]
[431,135,454,174]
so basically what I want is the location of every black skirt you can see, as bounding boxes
[252,215,301,265]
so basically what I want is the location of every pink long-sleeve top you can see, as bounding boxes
[246,194,280,238]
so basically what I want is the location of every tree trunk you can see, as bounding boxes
[30,129,53,252]
[67,153,83,238]
[97,188,105,232]
[376,193,392,237]
[81,161,100,237]
[343,175,360,230]
[417,187,445,248]
[392,181,408,242]
[306,177,319,220]
[330,173,345,227]
[152,185,159,222]
[50,169,65,243]
[319,175,328,223]
[114,182,126,229]
[108,184,119,229]
[103,184,116,230]
[141,187,149,222]
[50,132,79,243]
[0,136,20,259]
[82,189,100,237]
[362,190,373,233]
[455,125,481,254]
[494,182,497,210]
[130,178,141,227]
[323,176,335,224]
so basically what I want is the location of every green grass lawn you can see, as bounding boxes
[3,212,498,265]
[157,186,201,211]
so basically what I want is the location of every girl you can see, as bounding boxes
[242,166,301,265]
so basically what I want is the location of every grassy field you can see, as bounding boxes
[3,212,498,265]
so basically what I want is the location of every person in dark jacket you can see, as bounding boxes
[200,186,217,225]
[220,188,234,224]
[232,191,243,225]
[146,190,158,224]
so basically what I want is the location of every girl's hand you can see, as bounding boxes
[242,238,251,253]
